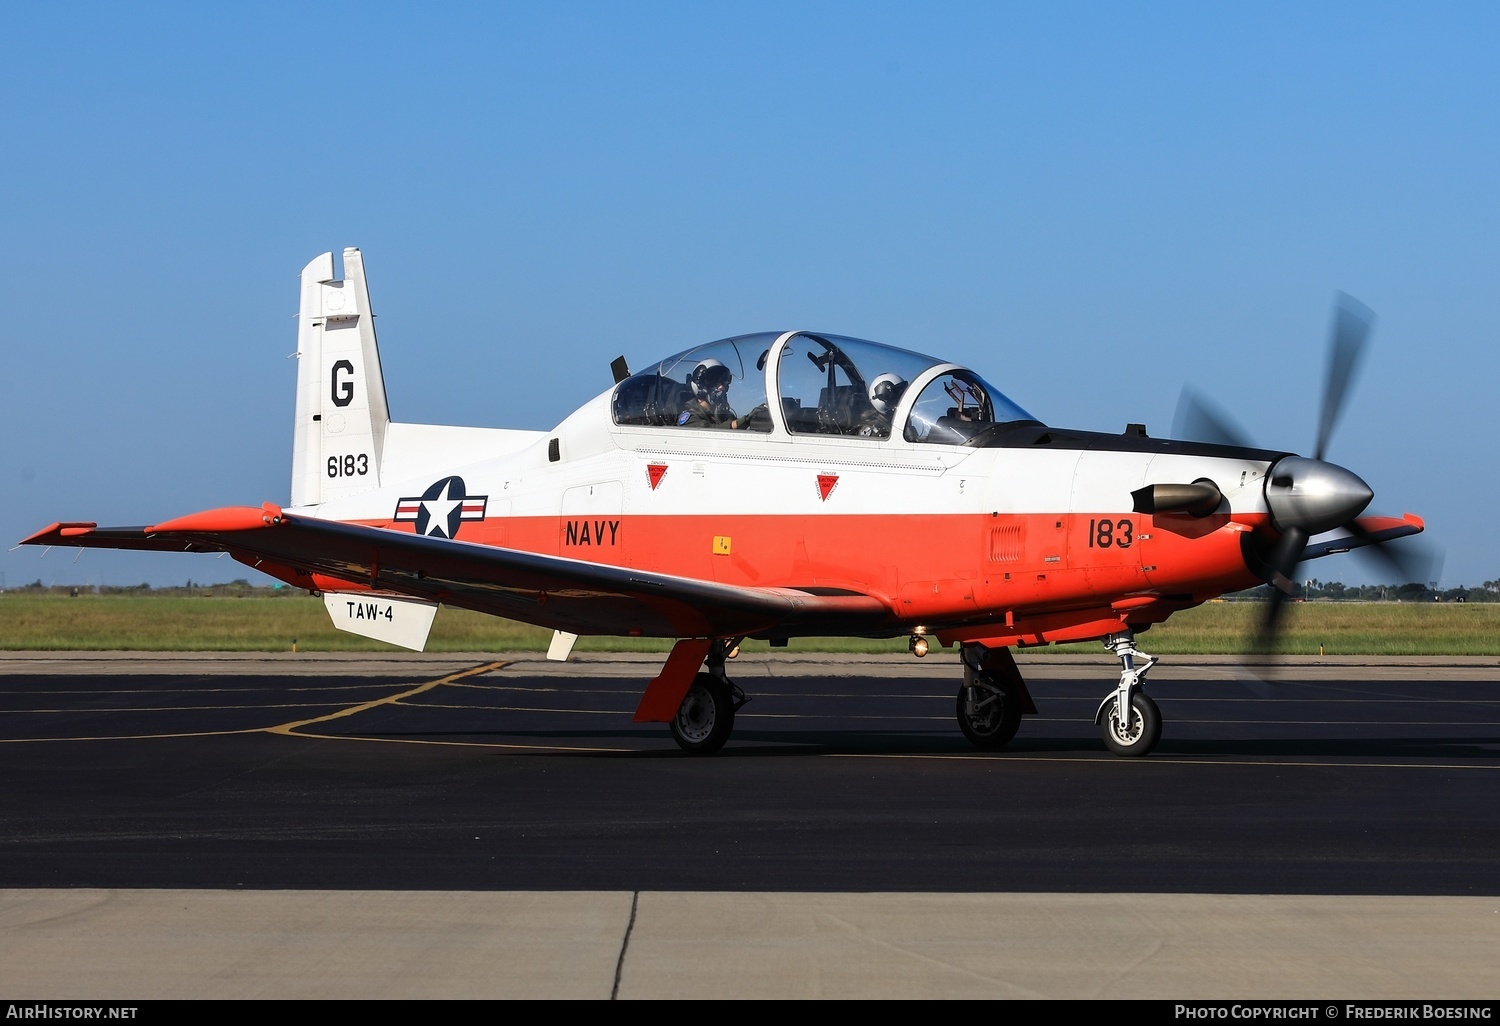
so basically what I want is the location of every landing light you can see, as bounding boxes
[909,634,929,658]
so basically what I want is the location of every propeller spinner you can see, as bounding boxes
[1170,293,1425,654]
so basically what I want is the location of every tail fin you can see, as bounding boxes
[290,248,391,507]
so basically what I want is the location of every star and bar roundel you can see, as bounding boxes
[394,476,488,538]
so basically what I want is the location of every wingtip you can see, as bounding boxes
[19,522,99,546]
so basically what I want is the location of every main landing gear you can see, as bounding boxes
[956,644,1035,749]
[669,639,748,755]
[952,631,1163,757]
[661,633,1163,757]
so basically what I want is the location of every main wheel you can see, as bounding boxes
[669,673,735,755]
[956,678,1022,749]
[1099,692,1162,757]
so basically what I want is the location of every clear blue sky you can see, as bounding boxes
[3,2,1495,590]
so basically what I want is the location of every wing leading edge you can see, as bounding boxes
[21,506,894,640]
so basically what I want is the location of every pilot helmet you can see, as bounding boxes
[868,373,907,416]
[691,358,732,400]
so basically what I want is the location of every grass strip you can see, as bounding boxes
[3,594,1498,655]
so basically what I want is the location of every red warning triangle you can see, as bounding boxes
[647,463,668,490]
[817,473,839,501]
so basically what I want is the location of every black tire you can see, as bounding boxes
[1099,692,1162,757]
[956,678,1022,749]
[669,673,735,755]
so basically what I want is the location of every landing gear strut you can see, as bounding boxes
[955,644,1034,749]
[1095,631,1162,757]
[668,639,748,755]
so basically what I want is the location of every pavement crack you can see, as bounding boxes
[612,890,640,999]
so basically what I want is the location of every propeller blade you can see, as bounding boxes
[1254,589,1292,657]
[1345,520,1443,587]
[1250,526,1308,655]
[1173,386,1255,449]
[1314,292,1374,461]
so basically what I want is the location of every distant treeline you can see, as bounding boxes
[10,577,1500,603]
[1231,581,1498,603]
[6,579,300,598]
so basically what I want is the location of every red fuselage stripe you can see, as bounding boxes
[352,511,1264,622]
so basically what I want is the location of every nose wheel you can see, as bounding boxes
[1099,690,1161,756]
[1094,631,1163,757]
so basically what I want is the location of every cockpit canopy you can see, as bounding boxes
[611,331,1037,444]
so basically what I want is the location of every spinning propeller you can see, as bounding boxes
[1171,293,1434,655]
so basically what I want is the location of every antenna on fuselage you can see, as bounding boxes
[610,356,631,384]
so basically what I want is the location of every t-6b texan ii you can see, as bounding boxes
[24,248,1424,756]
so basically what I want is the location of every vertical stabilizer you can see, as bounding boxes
[290,247,392,507]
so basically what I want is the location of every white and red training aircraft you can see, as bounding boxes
[23,248,1425,756]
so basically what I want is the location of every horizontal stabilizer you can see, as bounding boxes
[19,521,223,554]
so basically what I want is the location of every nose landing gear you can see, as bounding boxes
[1095,631,1162,757]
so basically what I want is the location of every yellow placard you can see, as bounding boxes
[712,536,732,555]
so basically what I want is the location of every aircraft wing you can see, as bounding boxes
[21,506,894,640]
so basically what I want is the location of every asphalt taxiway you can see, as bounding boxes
[1,650,1496,998]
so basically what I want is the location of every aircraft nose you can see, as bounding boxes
[1264,456,1374,536]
